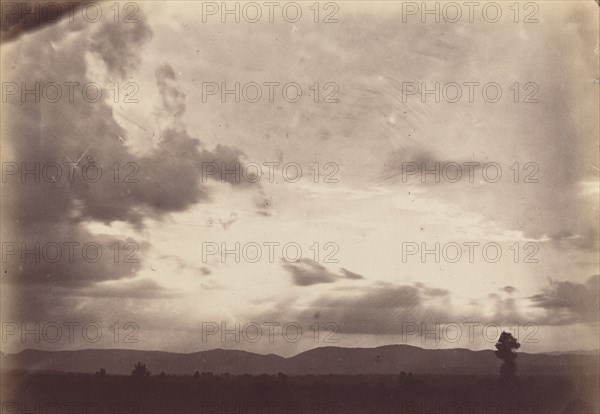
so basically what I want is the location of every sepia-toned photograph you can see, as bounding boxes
[1,1,599,413]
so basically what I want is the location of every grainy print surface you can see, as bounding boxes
[1,1,598,413]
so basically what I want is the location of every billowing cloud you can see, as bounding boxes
[530,275,599,325]
[0,9,256,321]
[252,281,453,336]
[253,279,546,339]
[294,282,450,335]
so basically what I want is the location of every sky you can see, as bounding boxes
[0,0,598,357]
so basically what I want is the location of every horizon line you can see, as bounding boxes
[2,343,599,359]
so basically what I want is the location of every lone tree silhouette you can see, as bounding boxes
[131,362,151,379]
[495,331,520,382]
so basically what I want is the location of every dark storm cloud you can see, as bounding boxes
[2,14,251,261]
[1,232,146,287]
[1,11,255,319]
[530,275,599,325]
[258,281,533,336]
[0,1,91,43]
[283,259,365,286]
[294,283,451,335]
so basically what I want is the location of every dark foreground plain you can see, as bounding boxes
[2,370,598,414]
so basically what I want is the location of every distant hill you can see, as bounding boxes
[1,345,597,376]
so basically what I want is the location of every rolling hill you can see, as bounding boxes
[1,345,597,376]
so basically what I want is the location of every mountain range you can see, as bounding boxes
[1,345,597,376]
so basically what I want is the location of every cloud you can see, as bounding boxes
[379,147,484,186]
[0,1,91,43]
[283,259,338,286]
[371,5,599,254]
[254,193,273,217]
[414,282,450,297]
[251,281,451,336]
[76,277,176,298]
[293,282,451,335]
[255,280,538,338]
[340,268,365,280]
[154,64,186,127]
[283,259,365,286]
[90,15,152,78]
[490,296,522,326]
[530,275,599,325]
[0,10,257,320]
[502,286,517,295]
